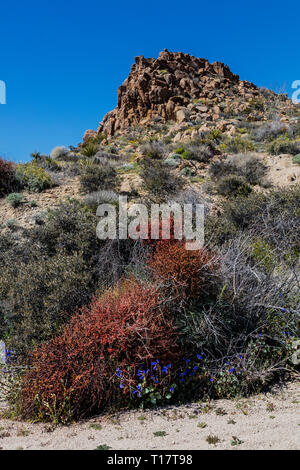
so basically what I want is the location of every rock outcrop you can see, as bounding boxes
[94,49,261,137]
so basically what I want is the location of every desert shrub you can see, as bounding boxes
[228,186,300,248]
[267,135,300,155]
[0,250,94,355]
[215,175,252,197]
[140,158,184,198]
[205,215,238,247]
[247,97,265,112]
[5,219,18,230]
[5,193,25,208]
[292,154,300,165]
[7,226,300,419]
[81,142,99,157]
[140,141,166,160]
[61,161,81,176]
[0,200,147,354]
[19,282,180,421]
[209,153,267,186]
[172,236,299,397]
[95,238,149,288]
[30,151,43,161]
[80,163,120,193]
[218,136,255,154]
[29,198,144,286]
[181,144,213,163]
[93,150,120,165]
[208,129,223,141]
[150,241,219,300]
[29,199,100,257]
[173,146,186,155]
[0,200,102,352]
[254,120,289,142]
[172,188,209,216]
[39,157,62,172]
[250,238,277,272]
[83,190,119,208]
[164,154,182,167]
[231,153,267,185]
[15,163,54,192]
[205,185,300,257]
[291,120,300,137]
[0,157,18,196]
[50,146,69,160]
[32,197,143,280]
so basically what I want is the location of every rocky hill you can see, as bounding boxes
[1,50,300,233]
[84,49,295,141]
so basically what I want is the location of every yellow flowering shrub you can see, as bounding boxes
[16,163,54,192]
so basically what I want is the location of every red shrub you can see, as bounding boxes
[20,280,180,420]
[149,241,219,299]
[0,157,17,196]
[143,216,183,244]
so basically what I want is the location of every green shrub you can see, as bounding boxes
[80,163,120,193]
[215,175,252,197]
[40,157,61,172]
[205,185,300,258]
[140,158,184,197]
[250,238,276,272]
[5,219,18,230]
[181,144,213,163]
[292,153,300,165]
[173,146,186,155]
[6,193,25,208]
[209,153,267,186]
[30,151,43,161]
[164,154,182,167]
[218,136,255,154]
[0,250,94,355]
[81,142,99,157]
[208,129,223,141]
[267,135,299,155]
[29,199,100,257]
[140,141,166,160]
[15,163,54,192]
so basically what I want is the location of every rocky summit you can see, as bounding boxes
[84,49,293,141]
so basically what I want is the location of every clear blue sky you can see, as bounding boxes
[0,0,299,162]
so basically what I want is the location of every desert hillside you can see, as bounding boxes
[0,51,299,443]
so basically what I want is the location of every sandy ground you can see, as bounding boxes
[265,153,300,186]
[0,381,299,450]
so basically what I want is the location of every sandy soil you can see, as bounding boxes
[0,176,82,230]
[265,153,300,186]
[0,381,299,450]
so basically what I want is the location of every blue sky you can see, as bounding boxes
[0,0,299,162]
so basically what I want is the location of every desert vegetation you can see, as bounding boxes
[0,182,299,423]
[0,51,299,426]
